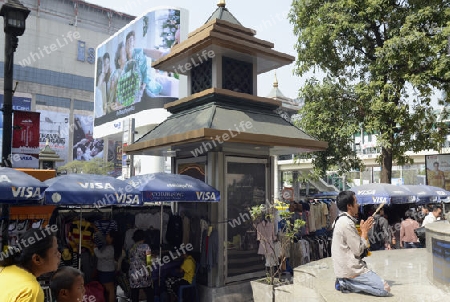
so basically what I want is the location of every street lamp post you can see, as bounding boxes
[0,0,30,253]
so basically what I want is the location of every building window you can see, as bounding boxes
[74,99,94,111]
[36,94,71,109]
[222,57,253,94]
[191,58,212,94]
[77,41,86,62]
[278,154,293,161]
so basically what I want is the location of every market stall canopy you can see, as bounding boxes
[43,174,142,207]
[401,185,450,204]
[127,172,220,203]
[350,183,417,205]
[0,167,47,204]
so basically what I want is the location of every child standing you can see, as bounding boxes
[50,266,85,302]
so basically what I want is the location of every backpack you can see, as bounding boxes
[84,281,106,302]
[369,216,384,250]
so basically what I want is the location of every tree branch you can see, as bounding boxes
[370,22,384,48]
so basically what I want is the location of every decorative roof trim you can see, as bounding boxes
[124,128,328,154]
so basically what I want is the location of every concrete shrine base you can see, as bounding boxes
[275,248,449,302]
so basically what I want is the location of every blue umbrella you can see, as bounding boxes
[401,185,450,204]
[0,167,47,204]
[0,168,48,253]
[127,172,220,287]
[128,172,220,203]
[43,173,142,269]
[43,174,142,207]
[350,183,417,205]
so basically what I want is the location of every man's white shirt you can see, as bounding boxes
[422,212,437,227]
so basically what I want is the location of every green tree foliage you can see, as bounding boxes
[289,0,450,183]
[57,158,114,175]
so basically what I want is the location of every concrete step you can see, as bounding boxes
[286,249,449,301]
[275,283,325,302]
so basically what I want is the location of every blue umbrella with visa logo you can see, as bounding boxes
[43,173,142,206]
[128,172,220,203]
[0,167,47,204]
[400,184,450,204]
[0,167,48,256]
[127,172,220,287]
[349,183,417,205]
[43,173,142,269]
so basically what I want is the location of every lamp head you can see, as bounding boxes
[0,0,30,36]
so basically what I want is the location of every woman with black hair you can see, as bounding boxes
[94,230,117,302]
[400,209,420,248]
[0,227,61,301]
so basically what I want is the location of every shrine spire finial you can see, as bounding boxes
[217,0,226,8]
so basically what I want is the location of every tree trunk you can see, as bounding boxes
[272,284,275,302]
[271,266,275,302]
[380,146,392,183]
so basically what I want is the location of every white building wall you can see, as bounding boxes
[12,16,107,75]
[0,0,135,169]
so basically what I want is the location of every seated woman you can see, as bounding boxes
[165,252,196,302]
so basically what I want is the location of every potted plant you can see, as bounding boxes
[249,202,305,302]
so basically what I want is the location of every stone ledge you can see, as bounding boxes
[275,284,325,302]
[286,249,449,301]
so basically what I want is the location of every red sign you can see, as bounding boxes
[12,111,40,154]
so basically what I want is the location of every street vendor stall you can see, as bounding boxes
[43,173,142,270]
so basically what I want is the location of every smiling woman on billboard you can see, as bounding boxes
[94,7,188,138]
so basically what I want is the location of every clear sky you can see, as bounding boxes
[86,0,305,99]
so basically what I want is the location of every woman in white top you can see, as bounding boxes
[94,231,117,302]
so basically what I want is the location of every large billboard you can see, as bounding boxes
[0,95,33,151]
[94,7,188,137]
[38,110,70,165]
[425,154,450,190]
[11,111,41,169]
[12,111,40,155]
[0,94,33,166]
[72,114,104,161]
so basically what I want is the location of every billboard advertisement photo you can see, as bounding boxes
[38,110,70,166]
[12,111,40,155]
[72,114,104,161]
[94,7,188,137]
[0,93,33,167]
[425,154,450,190]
